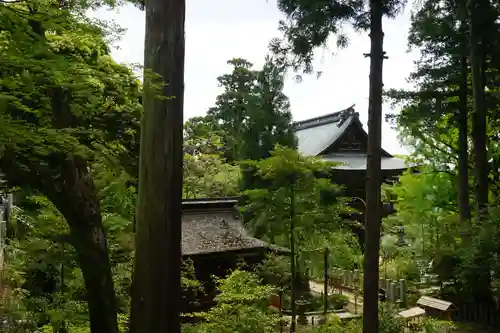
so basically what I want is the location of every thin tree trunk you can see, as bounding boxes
[458,21,470,229]
[363,0,385,331]
[129,0,185,331]
[467,0,488,220]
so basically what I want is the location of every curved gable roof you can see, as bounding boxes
[294,105,356,156]
[294,105,392,157]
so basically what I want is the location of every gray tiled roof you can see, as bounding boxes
[294,105,356,156]
[181,198,288,256]
[294,106,410,171]
[322,153,410,171]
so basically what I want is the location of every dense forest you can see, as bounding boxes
[1,0,500,332]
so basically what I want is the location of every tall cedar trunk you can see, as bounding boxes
[49,159,118,333]
[50,89,118,333]
[129,0,185,331]
[458,25,471,227]
[467,0,489,220]
[362,0,384,331]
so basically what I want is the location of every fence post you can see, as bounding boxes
[388,281,396,303]
[399,279,407,308]
[323,248,328,315]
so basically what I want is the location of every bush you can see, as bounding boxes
[184,270,280,333]
[328,293,349,309]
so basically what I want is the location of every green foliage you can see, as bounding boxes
[384,166,500,297]
[2,160,135,330]
[183,270,279,333]
[418,318,456,333]
[206,57,296,162]
[303,304,405,333]
[0,0,142,191]
[0,3,142,330]
[3,163,204,331]
[271,0,404,74]
[254,254,291,288]
[303,317,360,333]
[183,116,240,198]
[378,304,405,333]
[384,168,460,260]
[183,153,240,199]
[328,293,349,309]
[242,146,361,275]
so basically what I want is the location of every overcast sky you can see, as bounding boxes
[91,0,419,155]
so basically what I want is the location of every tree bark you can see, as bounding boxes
[457,24,471,229]
[49,88,119,333]
[47,157,118,333]
[362,0,385,332]
[467,0,489,220]
[129,0,185,331]
[11,11,119,333]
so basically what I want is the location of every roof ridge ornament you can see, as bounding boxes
[337,105,356,127]
[293,104,356,130]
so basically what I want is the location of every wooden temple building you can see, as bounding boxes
[293,105,411,243]
[181,197,287,282]
[181,197,287,312]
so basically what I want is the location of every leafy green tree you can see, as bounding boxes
[383,169,461,282]
[0,3,141,332]
[207,57,296,162]
[385,0,500,301]
[183,153,239,199]
[183,119,240,198]
[183,116,224,156]
[466,0,493,219]
[242,147,360,277]
[271,0,406,328]
[4,159,203,332]
[182,270,279,333]
[385,0,472,226]
[3,158,136,332]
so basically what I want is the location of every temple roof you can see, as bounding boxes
[181,197,288,256]
[294,105,359,156]
[294,106,409,171]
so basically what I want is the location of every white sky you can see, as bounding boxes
[90,0,419,155]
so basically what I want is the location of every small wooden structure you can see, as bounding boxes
[181,197,289,311]
[398,306,426,320]
[417,296,457,321]
[182,197,288,275]
[399,306,426,328]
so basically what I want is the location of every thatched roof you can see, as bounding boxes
[182,197,288,256]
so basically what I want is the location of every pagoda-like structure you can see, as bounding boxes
[294,105,410,244]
